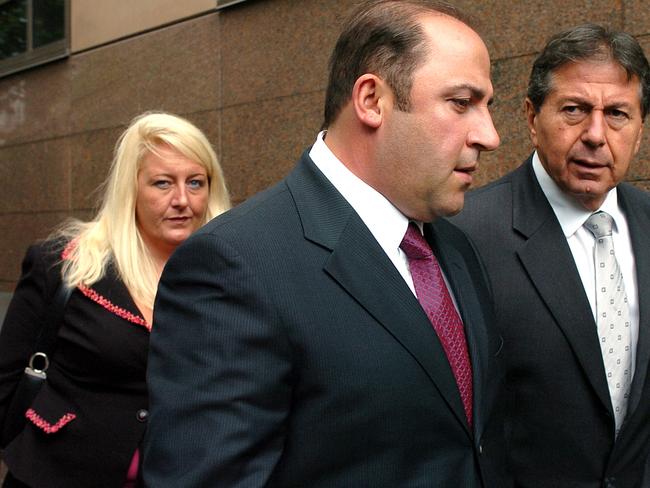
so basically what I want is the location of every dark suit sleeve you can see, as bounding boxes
[142,233,293,487]
[0,244,57,430]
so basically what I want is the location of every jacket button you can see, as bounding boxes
[478,444,484,455]
[136,409,149,422]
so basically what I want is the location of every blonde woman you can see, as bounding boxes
[0,112,230,488]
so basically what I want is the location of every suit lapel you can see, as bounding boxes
[512,160,613,414]
[619,185,650,417]
[286,153,471,435]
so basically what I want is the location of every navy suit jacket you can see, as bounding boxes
[143,152,509,487]
[453,157,650,488]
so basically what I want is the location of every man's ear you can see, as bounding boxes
[524,98,539,147]
[351,74,388,129]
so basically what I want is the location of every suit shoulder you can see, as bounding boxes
[466,171,515,204]
[434,217,471,241]
[455,158,533,217]
[619,182,650,203]
[451,177,514,231]
[197,179,293,238]
[434,218,479,257]
[618,183,650,224]
[171,178,302,265]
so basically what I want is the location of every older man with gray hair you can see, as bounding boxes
[454,24,650,488]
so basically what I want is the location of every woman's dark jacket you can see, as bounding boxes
[0,241,150,488]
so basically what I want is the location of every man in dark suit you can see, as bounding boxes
[143,1,508,486]
[453,24,650,488]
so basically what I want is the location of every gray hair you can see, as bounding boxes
[528,24,650,118]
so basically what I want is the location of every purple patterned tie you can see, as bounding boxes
[400,222,473,426]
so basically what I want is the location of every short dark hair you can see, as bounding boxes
[528,23,650,118]
[322,0,471,128]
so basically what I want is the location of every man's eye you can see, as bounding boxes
[563,105,581,114]
[606,109,631,129]
[452,98,471,110]
[561,105,589,122]
[608,109,628,119]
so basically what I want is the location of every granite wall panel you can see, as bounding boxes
[623,0,650,36]
[70,14,222,135]
[0,138,71,213]
[0,60,71,147]
[71,0,217,52]
[626,35,650,183]
[474,54,535,187]
[0,211,72,292]
[220,0,353,107]
[183,109,223,167]
[459,0,622,61]
[220,90,324,203]
[69,125,125,210]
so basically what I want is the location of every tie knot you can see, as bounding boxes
[584,211,614,238]
[400,223,432,259]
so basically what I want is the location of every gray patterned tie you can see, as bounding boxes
[584,211,632,436]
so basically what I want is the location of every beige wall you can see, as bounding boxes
[71,0,217,52]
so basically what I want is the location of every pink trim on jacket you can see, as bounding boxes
[125,449,140,483]
[61,241,151,332]
[61,239,77,261]
[25,409,76,433]
[77,285,151,332]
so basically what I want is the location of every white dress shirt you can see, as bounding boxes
[309,132,417,295]
[532,151,639,377]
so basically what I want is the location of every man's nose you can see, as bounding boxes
[468,109,500,152]
[581,110,607,147]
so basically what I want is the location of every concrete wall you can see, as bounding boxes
[1,0,649,305]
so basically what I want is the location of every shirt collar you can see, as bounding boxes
[532,151,622,237]
[309,131,411,249]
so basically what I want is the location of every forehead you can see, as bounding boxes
[547,60,642,106]
[414,14,492,94]
[140,144,206,173]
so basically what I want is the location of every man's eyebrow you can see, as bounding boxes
[560,95,635,109]
[604,101,635,110]
[558,95,592,104]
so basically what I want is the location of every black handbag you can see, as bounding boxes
[0,282,72,447]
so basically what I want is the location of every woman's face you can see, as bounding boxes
[135,144,210,260]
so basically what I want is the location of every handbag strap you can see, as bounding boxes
[31,279,73,363]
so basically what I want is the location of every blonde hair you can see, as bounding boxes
[57,111,230,308]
